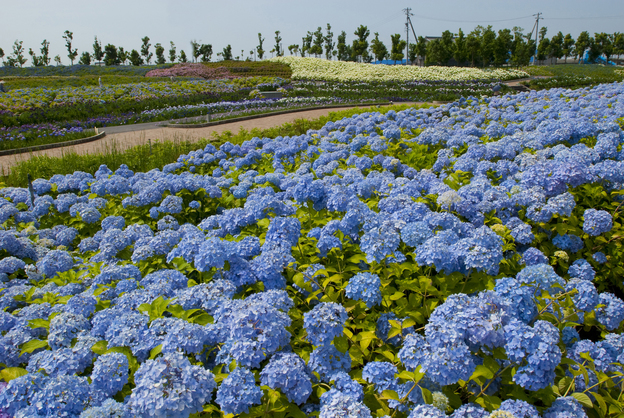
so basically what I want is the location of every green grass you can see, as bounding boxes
[0,103,429,187]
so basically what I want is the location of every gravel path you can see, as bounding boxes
[0,104,411,173]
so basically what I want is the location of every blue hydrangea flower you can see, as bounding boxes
[408,404,445,418]
[360,222,401,263]
[583,208,613,236]
[543,397,587,418]
[449,403,489,418]
[592,251,607,264]
[503,320,561,390]
[30,375,91,417]
[260,352,312,405]
[398,332,476,386]
[568,258,595,281]
[345,272,382,308]
[304,302,348,346]
[79,399,127,418]
[320,371,364,404]
[319,391,372,418]
[48,312,91,350]
[36,250,74,278]
[552,234,584,253]
[596,293,624,331]
[90,352,129,398]
[497,399,540,418]
[215,367,263,415]
[308,344,352,382]
[521,247,548,266]
[129,351,216,417]
[566,278,599,313]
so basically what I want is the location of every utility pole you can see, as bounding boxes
[533,12,542,63]
[404,7,413,65]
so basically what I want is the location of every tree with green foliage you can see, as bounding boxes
[587,35,602,63]
[536,27,550,61]
[453,29,468,65]
[93,36,104,63]
[155,43,166,64]
[28,48,42,66]
[104,44,120,66]
[425,39,443,65]
[190,40,200,63]
[0,48,4,64]
[595,32,614,63]
[370,32,388,62]
[8,40,27,67]
[562,33,574,63]
[256,33,265,60]
[274,31,283,57]
[78,51,91,65]
[129,49,143,66]
[288,44,300,56]
[439,30,455,65]
[614,33,624,59]
[493,29,513,66]
[510,27,531,67]
[352,25,370,62]
[118,47,128,65]
[466,27,482,66]
[168,42,176,63]
[416,36,427,64]
[309,27,324,57]
[336,31,348,61]
[54,55,61,66]
[63,30,78,65]
[179,50,187,63]
[575,31,591,61]
[199,44,213,62]
[28,40,49,67]
[141,36,152,64]
[408,43,418,63]
[550,31,564,64]
[222,45,232,61]
[480,25,496,67]
[390,34,406,64]
[300,32,312,58]
[324,24,335,60]
[39,40,50,66]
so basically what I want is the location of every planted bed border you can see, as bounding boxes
[0,131,107,157]
[162,102,393,129]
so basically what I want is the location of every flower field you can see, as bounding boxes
[0,81,623,417]
[271,56,529,82]
[0,77,283,117]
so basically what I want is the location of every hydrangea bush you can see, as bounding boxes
[0,82,624,417]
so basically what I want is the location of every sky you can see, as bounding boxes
[1,0,623,65]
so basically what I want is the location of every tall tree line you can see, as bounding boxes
[2,27,623,67]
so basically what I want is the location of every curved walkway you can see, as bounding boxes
[0,103,414,173]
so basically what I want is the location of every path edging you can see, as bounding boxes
[0,131,107,157]
[162,102,392,129]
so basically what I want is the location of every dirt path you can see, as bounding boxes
[0,104,411,173]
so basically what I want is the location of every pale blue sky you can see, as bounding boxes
[2,0,623,65]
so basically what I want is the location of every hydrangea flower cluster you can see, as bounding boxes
[0,80,624,416]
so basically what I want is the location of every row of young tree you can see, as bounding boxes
[0,31,237,67]
[2,26,623,68]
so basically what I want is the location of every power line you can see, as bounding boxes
[548,15,624,20]
[409,13,534,23]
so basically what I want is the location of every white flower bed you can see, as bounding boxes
[271,56,528,82]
